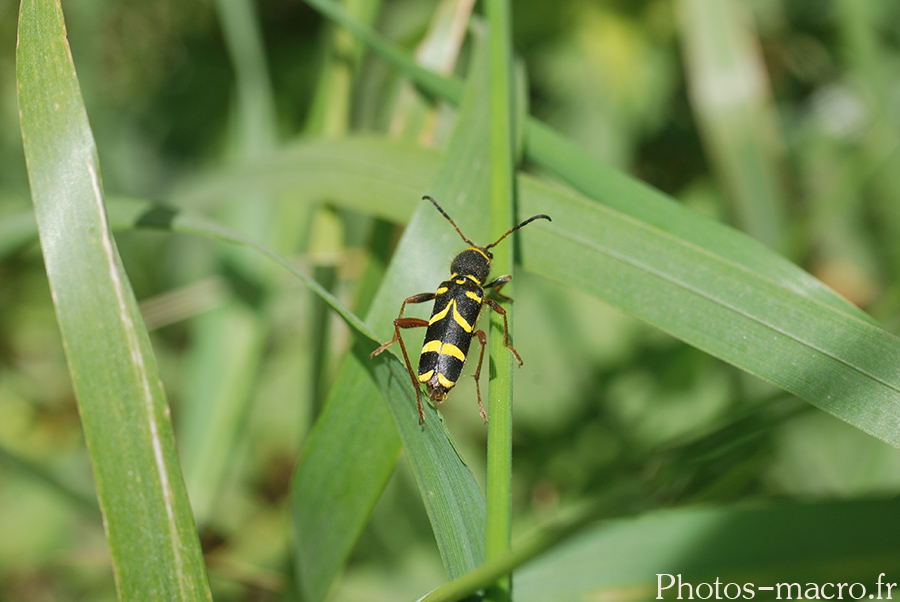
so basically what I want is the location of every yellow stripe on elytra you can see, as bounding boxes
[437,373,456,388]
[452,303,473,332]
[421,339,442,354]
[465,290,482,303]
[428,298,474,332]
[418,369,434,383]
[429,302,452,325]
[441,342,466,362]
[420,340,466,362]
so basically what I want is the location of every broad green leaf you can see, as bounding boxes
[16,1,211,599]
[523,121,868,323]
[513,499,900,601]
[515,175,900,446]
[422,497,900,601]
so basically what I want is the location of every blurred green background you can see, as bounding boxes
[3,0,900,600]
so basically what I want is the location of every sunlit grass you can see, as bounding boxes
[4,0,900,601]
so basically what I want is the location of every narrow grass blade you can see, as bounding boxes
[16,1,211,599]
[361,37,498,580]
[171,136,434,223]
[676,0,788,249]
[291,351,400,602]
[106,199,375,340]
[304,0,381,136]
[484,1,517,599]
[213,0,277,153]
[178,0,280,524]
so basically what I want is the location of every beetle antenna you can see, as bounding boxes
[423,195,477,246]
[485,213,552,250]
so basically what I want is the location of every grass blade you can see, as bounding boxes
[425,496,900,601]
[484,0,517,599]
[16,1,211,599]
[515,174,900,446]
[676,0,788,249]
[361,37,499,580]
[291,0,900,446]
[291,354,400,602]
[298,0,866,323]
[10,129,900,448]
[177,0,280,523]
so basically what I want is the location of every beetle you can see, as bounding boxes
[370,195,551,425]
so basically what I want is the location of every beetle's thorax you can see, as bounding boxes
[450,246,492,285]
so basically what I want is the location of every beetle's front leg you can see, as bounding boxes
[370,293,435,357]
[484,274,513,303]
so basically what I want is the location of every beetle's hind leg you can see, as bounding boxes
[471,330,489,423]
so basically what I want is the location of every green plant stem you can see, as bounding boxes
[485,0,516,600]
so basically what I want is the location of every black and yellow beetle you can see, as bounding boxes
[370,195,551,425]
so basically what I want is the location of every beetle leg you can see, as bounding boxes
[370,292,435,425]
[471,330,489,423]
[370,292,435,357]
[484,274,513,303]
[485,298,522,366]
